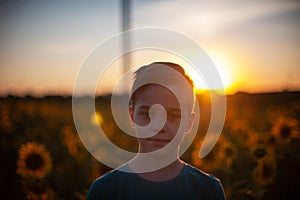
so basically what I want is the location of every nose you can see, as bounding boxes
[152,122,167,133]
[160,122,168,133]
[151,118,166,132]
[149,104,167,133]
[151,116,168,133]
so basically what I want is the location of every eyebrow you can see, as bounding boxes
[137,105,150,110]
[167,108,181,112]
[137,105,181,112]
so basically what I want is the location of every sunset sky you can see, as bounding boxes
[0,0,299,96]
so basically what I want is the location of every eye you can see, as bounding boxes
[168,113,181,120]
[139,111,149,117]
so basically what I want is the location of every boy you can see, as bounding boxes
[87,62,226,200]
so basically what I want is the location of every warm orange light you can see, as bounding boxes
[189,52,237,95]
[188,56,235,94]
[130,49,237,95]
[91,112,103,126]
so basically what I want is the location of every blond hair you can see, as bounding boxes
[130,62,195,112]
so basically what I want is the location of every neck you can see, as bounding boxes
[128,147,180,173]
[137,159,184,182]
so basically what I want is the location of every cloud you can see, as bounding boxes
[135,0,300,37]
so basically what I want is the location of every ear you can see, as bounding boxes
[129,105,134,122]
[185,112,196,133]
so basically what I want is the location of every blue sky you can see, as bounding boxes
[0,0,299,96]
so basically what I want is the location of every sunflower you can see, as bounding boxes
[271,116,299,146]
[191,138,223,172]
[229,118,250,143]
[61,125,88,161]
[17,142,52,179]
[250,144,276,186]
[26,190,53,200]
[252,156,276,186]
[250,144,274,162]
[0,105,13,132]
[245,130,265,148]
[217,136,236,168]
[22,178,56,200]
[264,133,279,150]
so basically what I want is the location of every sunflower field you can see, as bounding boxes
[1,91,300,199]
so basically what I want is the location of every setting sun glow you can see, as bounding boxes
[186,53,236,95]
[210,54,236,94]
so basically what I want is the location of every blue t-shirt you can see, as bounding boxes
[87,163,226,200]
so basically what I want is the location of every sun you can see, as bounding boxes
[130,49,236,95]
[213,58,232,89]
[188,53,236,94]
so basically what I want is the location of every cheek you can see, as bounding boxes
[169,116,182,126]
[134,115,150,126]
[165,119,180,134]
[169,118,189,133]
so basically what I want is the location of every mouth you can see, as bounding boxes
[147,138,171,143]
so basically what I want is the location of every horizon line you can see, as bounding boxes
[1,89,300,99]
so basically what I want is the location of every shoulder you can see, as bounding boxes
[183,163,221,184]
[90,169,126,188]
[86,169,127,200]
[182,164,226,199]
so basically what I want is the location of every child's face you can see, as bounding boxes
[130,84,194,153]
